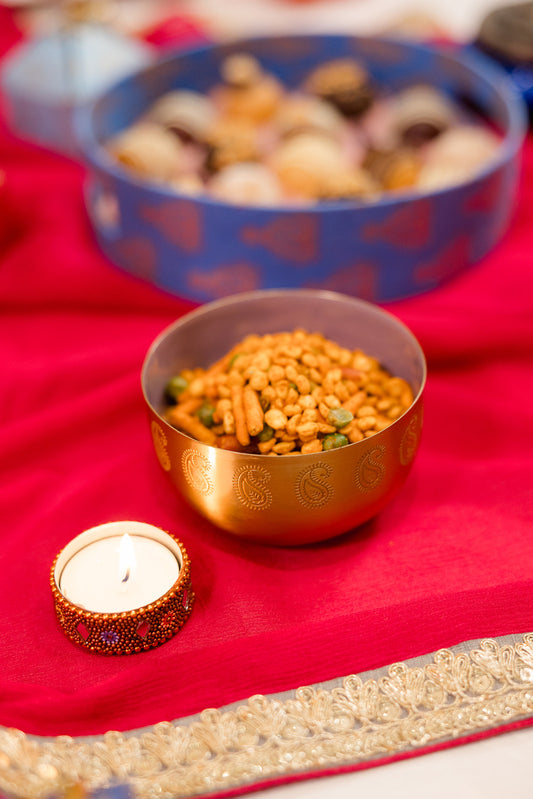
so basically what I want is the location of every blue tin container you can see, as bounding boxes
[77,35,526,304]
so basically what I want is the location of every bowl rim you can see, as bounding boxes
[77,32,527,214]
[141,288,427,459]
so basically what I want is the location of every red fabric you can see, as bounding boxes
[1,5,533,747]
[141,14,210,49]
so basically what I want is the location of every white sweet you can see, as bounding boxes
[108,121,183,181]
[209,163,284,205]
[147,90,217,140]
[271,131,349,179]
[275,94,345,139]
[418,124,500,189]
[392,84,456,134]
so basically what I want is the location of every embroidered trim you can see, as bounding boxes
[3,634,533,798]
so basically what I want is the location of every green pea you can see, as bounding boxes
[257,424,274,442]
[322,433,349,451]
[197,402,215,428]
[165,375,188,403]
[327,408,353,429]
[229,352,245,368]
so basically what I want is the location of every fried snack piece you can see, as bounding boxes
[163,329,414,455]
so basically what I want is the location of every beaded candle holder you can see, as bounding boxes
[50,521,194,655]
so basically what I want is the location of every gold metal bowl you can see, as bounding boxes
[141,290,426,546]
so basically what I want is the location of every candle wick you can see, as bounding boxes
[122,568,131,584]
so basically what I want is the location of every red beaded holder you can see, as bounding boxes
[50,528,194,656]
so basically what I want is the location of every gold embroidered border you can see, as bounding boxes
[3,633,533,799]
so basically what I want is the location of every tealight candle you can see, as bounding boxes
[51,521,194,655]
[59,532,179,613]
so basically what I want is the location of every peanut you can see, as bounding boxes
[250,352,271,371]
[301,439,323,454]
[268,364,285,382]
[302,352,318,368]
[387,404,403,420]
[285,364,299,383]
[296,421,319,440]
[324,394,341,409]
[258,438,276,453]
[342,391,366,415]
[295,374,311,394]
[283,404,301,417]
[286,413,302,436]
[264,408,288,430]
[298,394,317,410]
[249,370,269,392]
[357,405,376,417]
[357,416,376,431]
[347,427,364,443]
[273,440,296,455]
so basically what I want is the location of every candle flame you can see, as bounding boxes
[118,533,136,584]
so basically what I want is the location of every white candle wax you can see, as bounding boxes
[59,534,180,613]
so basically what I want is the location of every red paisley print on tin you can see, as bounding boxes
[414,235,470,286]
[361,200,433,248]
[188,263,261,298]
[307,261,377,301]
[141,200,202,252]
[112,236,157,281]
[242,214,318,264]
[463,171,506,214]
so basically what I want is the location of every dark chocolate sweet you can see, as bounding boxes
[402,120,443,146]
[391,85,455,147]
[305,58,374,117]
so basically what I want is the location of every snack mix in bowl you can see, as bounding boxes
[163,328,414,455]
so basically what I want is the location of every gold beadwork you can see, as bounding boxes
[3,634,533,798]
[50,532,194,655]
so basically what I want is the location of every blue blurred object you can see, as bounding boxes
[473,1,533,117]
[0,24,153,155]
[47,784,133,799]
[469,44,533,116]
[77,35,527,304]
[510,63,533,112]
[89,786,132,799]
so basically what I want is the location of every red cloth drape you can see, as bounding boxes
[1,5,533,742]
